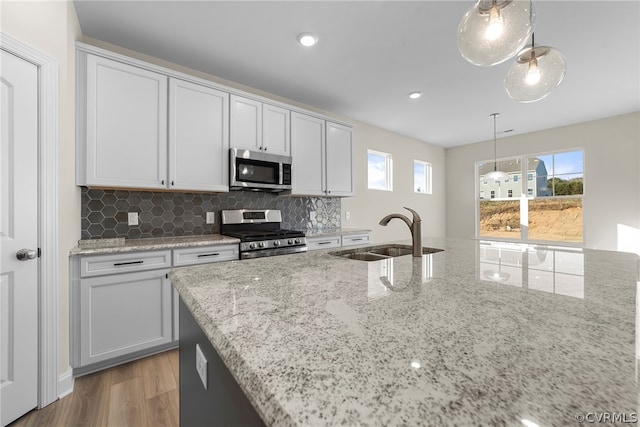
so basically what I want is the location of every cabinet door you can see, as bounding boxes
[291,112,325,196]
[263,103,290,156]
[169,79,229,192]
[325,122,354,196]
[230,95,262,151]
[85,55,168,189]
[79,269,172,366]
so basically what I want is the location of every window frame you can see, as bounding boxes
[413,160,432,195]
[476,148,585,246]
[367,149,393,192]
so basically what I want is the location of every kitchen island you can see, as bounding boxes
[169,238,640,426]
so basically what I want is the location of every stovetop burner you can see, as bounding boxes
[220,209,307,259]
[224,229,305,242]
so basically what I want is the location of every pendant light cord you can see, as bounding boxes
[491,113,499,172]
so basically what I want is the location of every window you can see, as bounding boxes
[477,149,584,244]
[368,150,393,191]
[414,160,432,194]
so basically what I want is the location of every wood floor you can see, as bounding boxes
[10,349,179,427]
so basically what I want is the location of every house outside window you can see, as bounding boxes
[368,150,393,191]
[477,149,584,244]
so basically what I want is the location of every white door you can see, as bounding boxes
[1,50,39,426]
[291,112,325,196]
[229,94,262,151]
[325,122,354,196]
[169,78,229,192]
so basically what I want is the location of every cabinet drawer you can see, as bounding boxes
[306,236,342,251]
[172,244,239,267]
[80,250,172,278]
[341,234,371,247]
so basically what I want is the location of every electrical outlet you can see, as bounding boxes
[309,211,317,220]
[127,212,139,226]
[345,211,351,220]
[195,343,208,389]
[206,212,215,224]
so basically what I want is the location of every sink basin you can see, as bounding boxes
[329,244,443,262]
[368,246,412,257]
[342,252,390,261]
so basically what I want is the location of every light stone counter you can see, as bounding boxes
[69,234,240,256]
[169,238,640,426]
[304,228,371,238]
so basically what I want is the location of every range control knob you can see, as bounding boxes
[249,243,257,249]
[294,238,301,244]
[258,242,266,248]
[274,240,281,247]
[287,239,293,245]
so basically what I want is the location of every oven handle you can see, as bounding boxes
[240,246,307,260]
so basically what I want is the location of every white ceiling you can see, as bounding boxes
[73,1,640,148]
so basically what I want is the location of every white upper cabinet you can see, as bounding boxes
[262,103,290,156]
[169,79,229,192]
[79,54,168,189]
[291,112,325,196]
[230,95,262,152]
[230,95,290,156]
[291,112,354,197]
[325,122,354,196]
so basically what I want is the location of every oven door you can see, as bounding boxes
[230,149,292,191]
[240,246,307,259]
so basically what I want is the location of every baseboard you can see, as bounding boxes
[57,367,74,399]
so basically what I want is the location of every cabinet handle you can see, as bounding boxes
[171,181,175,186]
[161,180,165,185]
[318,241,332,245]
[197,253,220,258]
[351,238,364,241]
[264,146,267,151]
[113,260,144,266]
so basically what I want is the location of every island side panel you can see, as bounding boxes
[179,298,265,427]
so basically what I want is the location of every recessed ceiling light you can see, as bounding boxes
[409,91,422,99]
[298,33,318,47]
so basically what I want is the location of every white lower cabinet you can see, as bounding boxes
[79,269,172,367]
[307,232,372,251]
[71,245,239,374]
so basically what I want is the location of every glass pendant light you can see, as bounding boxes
[485,113,507,182]
[457,0,535,67]
[504,34,567,102]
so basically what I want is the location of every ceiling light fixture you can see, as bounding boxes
[457,0,535,67]
[297,33,318,47]
[485,113,508,182]
[504,33,566,102]
[408,91,422,99]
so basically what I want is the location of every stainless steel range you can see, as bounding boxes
[221,209,307,259]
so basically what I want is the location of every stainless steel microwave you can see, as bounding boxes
[229,148,292,192]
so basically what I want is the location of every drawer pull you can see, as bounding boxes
[351,238,364,241]
[197,253,220,258]
[113,260,144,267]
[318,241,333,245]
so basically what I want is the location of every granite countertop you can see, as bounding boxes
[69,234,240,256]
[304,228,371,238]
[169,238,640,426]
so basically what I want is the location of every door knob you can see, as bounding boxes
[16,248,37,261]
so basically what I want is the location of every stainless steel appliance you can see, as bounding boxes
[221,209,307,259]
[229,148,292,192]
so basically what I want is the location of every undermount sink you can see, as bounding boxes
[330,244,443,262]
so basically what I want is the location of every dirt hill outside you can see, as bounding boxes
[479,198,582,242]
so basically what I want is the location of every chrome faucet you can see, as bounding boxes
[379,207,422,257]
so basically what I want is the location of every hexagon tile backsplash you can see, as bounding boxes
[81,188,341,239]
